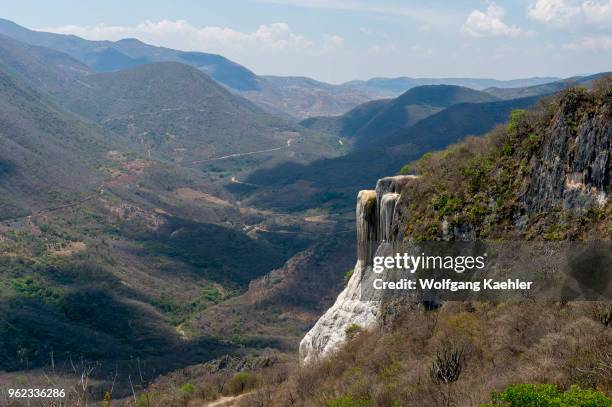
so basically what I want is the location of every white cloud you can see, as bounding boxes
[563,35,612,50]
[528,0,579,25]
[527,0,612,27]
[462,3,533,37]
[582,0,612,24]
[39,20,315,53]
[322,34,345,52]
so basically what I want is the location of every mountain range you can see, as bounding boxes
[0,18,260,91]
[343,75,560,93]
[0,18,597,120]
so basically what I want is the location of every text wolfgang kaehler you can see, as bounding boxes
[371,253,533,292]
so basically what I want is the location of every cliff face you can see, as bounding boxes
[300,82,611,363]
[522,96,610,215]
[299,176,416,363]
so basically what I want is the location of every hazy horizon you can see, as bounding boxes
[0,0,610,83]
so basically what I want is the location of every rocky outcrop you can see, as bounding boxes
[376,175,418,241]
[522,97,610,214]
[298,259,378,364]
[299,176,416,363]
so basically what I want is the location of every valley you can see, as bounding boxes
[0,15,609,407]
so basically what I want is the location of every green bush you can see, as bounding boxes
[328,395,373,407]
[345,323,362,339]
[135,393,150,407]
[11,276,61,304]
[202,285,221,303]
[227,371,257,395]
[344,269,354,287]
[180,383,196,394]
[482,384,612,407]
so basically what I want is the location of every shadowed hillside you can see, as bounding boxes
[300,99,391,139]
[0,67,107,217]
[244,94,541,212]
[353,85,499,147]
[302,85,499,147]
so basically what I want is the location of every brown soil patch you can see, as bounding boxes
[50,241,87,257]
[174,188,233,208]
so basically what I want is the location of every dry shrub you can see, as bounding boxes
[591,302,612,327]
[592,74,612,100]
[262,301,612,407]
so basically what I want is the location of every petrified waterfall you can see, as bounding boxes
[379,193,399,242]
[357,190,377,264]
[299,175,416,363]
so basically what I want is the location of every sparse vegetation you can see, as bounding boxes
[343,268,354,287]
[592,303,612,327]
[251,301,612,406]
[345,323,362,339]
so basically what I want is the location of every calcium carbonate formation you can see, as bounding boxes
[299,176,417,363]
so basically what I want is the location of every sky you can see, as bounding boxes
[1,0,611,83]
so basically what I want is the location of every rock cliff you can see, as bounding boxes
[522,95,610,214]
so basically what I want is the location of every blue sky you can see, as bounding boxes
[1,0,611,83]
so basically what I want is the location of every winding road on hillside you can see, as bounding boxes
[191,138,293,164]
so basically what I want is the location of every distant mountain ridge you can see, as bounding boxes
[344,76,560,94]
[0,18,261,91]
[0,18,582,120]
[484,72,612,100]
[241,75,386,119]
